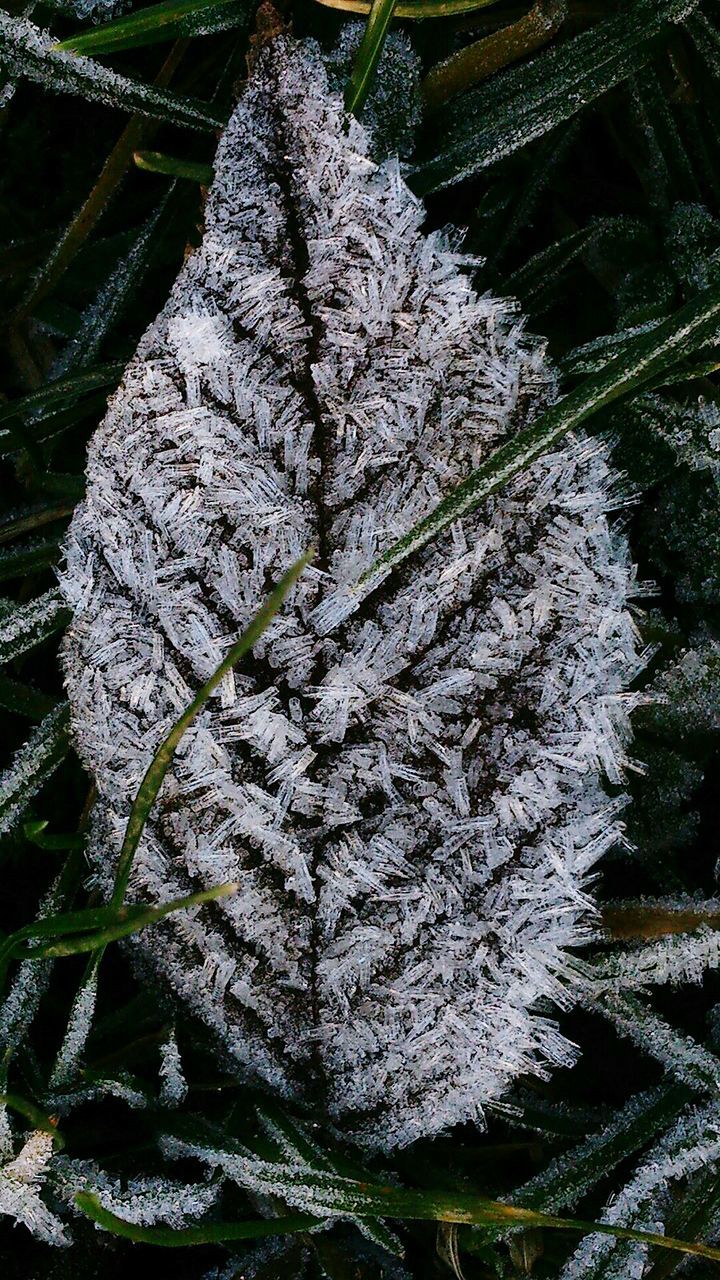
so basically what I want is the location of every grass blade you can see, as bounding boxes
[0,1092,64,1147]
[357,275,720,590]
[134,149,214,182]
[0,590,70,664]
[0,13,223,131]
[316,0,500,16]
[410,0,697,193]
[15,883,238,959]
[345,0,399,116]
[110,550,313,905]
[55,0,253,57]
[74,1174,720,1261]
[75,1193,318,1243]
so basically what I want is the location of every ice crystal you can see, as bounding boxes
[0,1128,68,1246]
[158,1027,188,1107]
[61,36,641,1150]
[52,1157,220,1227]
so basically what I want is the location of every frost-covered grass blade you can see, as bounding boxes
[410,0,698,192]
[0,13,224,130]
[345,0,398,116]
[359,273,720,588]
[55,0,254,56]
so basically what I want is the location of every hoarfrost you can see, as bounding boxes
[0,1129,68,1246]
[0,702,69,836]
[61,36,641,1150]
[558,1101,720,1278]
[159,1026,188,1107]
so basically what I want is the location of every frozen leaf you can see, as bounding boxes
[61,36,641,1151]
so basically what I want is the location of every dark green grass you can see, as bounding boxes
[2,1,720,1276]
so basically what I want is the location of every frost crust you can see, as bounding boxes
[61,37,641,1149]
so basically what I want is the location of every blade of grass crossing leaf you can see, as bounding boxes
[0,885,237,992]
[345,0,398,116]
[16,884,238,959]
[134,150,214,183]
[357,275,720,589]
[109,550,312,906]
[0,502,75,546]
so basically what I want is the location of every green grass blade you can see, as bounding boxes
[504,1084,691,1219]
[55,0,252,57]
[134,150,214,183]
[110,550,313,905]
[410,0,698,192]
[0,884,236,990]
[23,820,85,852]
[0,363,124,431]
[16,883,238,959]
[591,991,720,1095]
[345,0,399,116]
[357,275,720,590]
[0,13,224,131]
[75,1193,318,1243]
[0,1092,64,1147]
[74,1178,720,1261]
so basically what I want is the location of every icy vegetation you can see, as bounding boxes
[61,36,641,1150]
[558,1101,720,1278]
[0,1120,67,1246]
